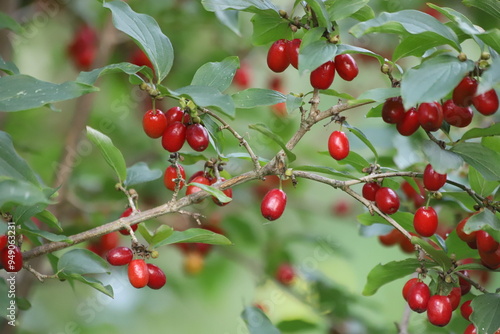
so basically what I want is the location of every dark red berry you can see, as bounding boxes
[334,54,358,81]
[464,324,477,334]
[162,121,186,152]
[286,38,301,69]
[165,106,185,125]
[407,282,430,313]
[119,208,139,236]
[447,287,461,310]
[276,263,295,285]
[186,175,211,196]
[164,164,186,191]
[147,263,167,289]
[442,99,473,128]
[128,259,149,288]
[477,230,499,253]
[378,229,403,246]
[456,217,477,244]
[0,235,7,249]
[423,164,447,191]
[362,182,381,201]
[310,61,335,90]
[186,124,209,152]
[397,107,420,136]
[129,48,153,70]
[427,295,452,327]
[459,271,472,295]
[375,187,400,215]
[106,247,133,266]
[479,247,500,270]
[99,232,119,252]
[472,89,499,115]
[328,131,349,160]
[418,102,443,132]
[187,170,207,184]
[413,206,438,237]
[67,25,97,70]
[453,77,478,107]
[402,278,420,301]
[460,300,473,321]
[261,188,287,221]
[1,245,23,272]
[399,233,417,253]
[267,39,290,73]
[382,97,405,124]
[210,178,233,206]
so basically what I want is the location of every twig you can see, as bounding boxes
[23,264,60,282]
[178,210,205,225]
[397,303,412,334]
[456,271,489,294]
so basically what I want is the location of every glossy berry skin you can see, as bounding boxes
[476,230,499,253]
[375,187,400,215]
[267,39,290,73]
[460,300,473,321]
[128,259,149,289]
[472,89,499,116]
[334,54,359,81]
[164,164,186,191]
[119,208,138,235]
[186,175,211,196]
[453,77,478,107]
[442,99,473,128]
[423,164,447,191]
[407,282,430,313]
[1,245,23,272]
[413,206,438,237]
[418,102,443,132]
[286,38,301,69]
[261,188,287,221]
[402,278,420,301]
[447,287,461,310]
[165,106,184,125]
[427,295,452,327]
[210,178,233,206]
[147,263,167,289]
[162,121,186,152]
[382,97,405,124]
[106,247,133,266]
[276,263,295,285]
[464,324,477,334]
[479,247,500,270]
[328,131,349,160]
[362,182,381,201]
[456,217,477,244]
[0,235,7,249]
[397,107,420,136]
[186,124,209,152]
[310,61,335,90]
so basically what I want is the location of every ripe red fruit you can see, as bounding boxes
[0,235,7,249]
[423,164,447,191]
[427,295,452,327]
[382,97,406,124]
[477,230,499,253]
[128,259,149,288]
[453,77,478,107]
[407,282,430,313]
[460,300,473,321]
[186,175,211,196]
[99,232,119,252]
[379,229,403,246]
[129,48,153,70]
[267,39,290,73]
[399,233,416,253]
[447,287,461,310]
[261,188,287,221]
[165,106,184,125]
[286,38,301,69]
[362,182,381,201]
[442,99,473,128]
[186,124,209,152]
[276,263,295,285]
[417,102,443,132]
[397,107,420,136]
[334,54,359,81]
[375,187,400,215]
[164,164,186,191]
[119,207,138,236]
[328,131,350,160]
[459,271,472,295]
[1,245,23,272]
[413,206,438,237]
[464,324,477,334]
[402,278,420,301]
[106,247,133,266]
[162,121,187,152]
[456,217,477,244]
[147,263,167,289]
[310,61,335,90]
[233,63,251,88]
[67,25,97,70]
[479,247,500,270]
[472,89,499,115]
[210,178,233,206]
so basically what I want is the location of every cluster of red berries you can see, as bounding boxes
[0,234,23,272]
[67,24,97,70]
[106,246,166,289]
[266,39,359,90]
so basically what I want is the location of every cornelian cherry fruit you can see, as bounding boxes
[413,206,438,237]
[407,281,430,313]
[261,188,287,221]
[165,106,184,125]
[362,182,381,201]
[423,164,447,191]
[447,287,461,310]
[397,107,420,136]
[0,235,7,249]
[442,99,473,128]
[464,324,477,334]
[418,102,443,132]
[472,89,499,116]
[310,61,335,90]
[119,207,138,235]
[459,271,472,295]
[427,295,452,327]
[267,39,290,73]
[378,229,403,246]
[186,124,209,152]
[375,187,400,215]
[334,54,358,81]
[128,259,149,288]
[1,245,23,272]
[186,175,211,197]
[286,38,301,69]
[276,263,295,285]
[453,77,478,107]
[460,300,473,320]
[382,97,405,124]
[456,217,477,244]
[164,164,186,191]
[476,230,499,253]
[210,178,233,206]
[142,109,167,138]
[106,247,133,266]
[162,121,186,152]
[328,131,349,160]
[402,278,420,301]
[147,263,167,289]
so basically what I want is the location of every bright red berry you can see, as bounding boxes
[276,263,295,285]
[423,164,447,191]
[375,187,400,215]
[128,259,149,288]
[261,188,287,221]
[379,229,403,246]
[362,182,381,201]
[119,207,139,236]
[162,121,186,152]
[286,38,301,69]
[399,233,417,253]
[99,232,119,252]
[476,230,499,253]
[210,178,233,206]
[267,39,290,73]
[479,247,500,270]
[382,97,406,124]
[334,54,359,81]
[407,281,430,313]
[456,217,477,244]
[453,77,478,107]
[413,206,438,237]
[447,287,461,310]
[472,89,499,116]
[165,106,185,125]
[442,99,473,128]
[0,235,7,249]
[460,300,473,321]
[186,175,211,196]
[402,278,420,301]
[164,164,186,191]
[397,107,420,136]
[310,61,335,90]
[1,245,23,272]
[328,131,349,160]
[186,124,209,152]
[106,247,133,266]
[147,263,167,289]
[464,324,477,334]
[427,295,452,327]
[418,102,443,132]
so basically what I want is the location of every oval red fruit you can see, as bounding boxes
[162,121,186,152]
[147,263,167,289]
[286,38,301,69]
[407,282,430,313]
[459,271,472,295]
[375,187,400,215]
[328,131,349,160]
[427,295,452,327]
[106,247,133,266]
[397,107,420,136]
[442,99,473,128]
[1,245,23,272]
[460,300,473,321]
[276,263,295,285]
[165,106,184,125]
[267,39,290,73]
[379,229,403,246]
[382,97,406,124]
[423,164,447,191]
[142,109,167,138]
[261,188,287,221]
[453,77,478,107]
[310,61,335,90]
[456,217,477,244]
[472,89,499,116]
[362,182,381,201]
[447,287,461,310]
[0,235,7,249]
[402,278,420,301]
[128,259,149,288]
[99,232,119,252]
[186,124,209,152]
[334,54,359,81]
[418,102,443,132]
[119,208,139,236]
[476,230,499,253]
[186,175,211,197]
[164,164,186,191]
[464,324,477,334]
[413,206,438,237]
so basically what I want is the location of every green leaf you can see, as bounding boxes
[232,88,285,108]
[103,0,173,83]
[124,162,162,187]
[202,0,278,13]
[0,75,97,112]
[178,152,209,165]
[215,10,240,36]
[427,4,483,38]
[464,210,500,243]
[76,62,151,86]
[249,123,296,162]
[477,57,500,95]
[0,12,23,34]
[451,142,500,181]
[336,44,385,64]
[357,211,414,231]
[366,103,383,118]
[241,306,280,334]
[476,29,500,55]
[15,297,31,311]
[443,191,478,211]
[393,34,456,60]
[191,56,240,92]
[170,85,235,118]
[469,167,499,197]
[400,55,475,109]
[57,249,109,275]
[343,122,378,161]
[151,225,174,247]
[137,224,154,245]
[298,40,337,74]
[35,209,61,232]
[321,88,355,100]
[0,179,51,210]
[251,10,292,46]
[86,126,127,183]
[422,140,463,174]
[223,152,269,165]
[338,151,370,172]
[285,94,303,113]
[277,319,317,332]
[351,5,375,21]
[60,273,113,298]
[461,123,500,140]
[463,0,500,21]
[304,0,332,32]
[292,165,359,180]
[326,0,369,22]
[362,258,422,296]
[199,113,224,154]
[187,182,232,204]
[470,293,500,334]
[348,87,400,105]
[300,27,325,49]
[0,56,19,75]
[411,237,452,270]
[20,228,71,243]
[152,228,232,248]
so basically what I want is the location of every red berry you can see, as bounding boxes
[397,107,420,136]
[67,25,97,70]
[479,246,500,269]
[162,121,186,152]
[459,271,472,295]
[233,63,251,88]
[187,170,207,184]
[118,207,139,236]
[413,206,438,237]
[328,131,349,160]
[407,282,430,313]
[456,217,477,244]
[186,124,209,152]
[210,178,233,206]
[128,259,149,288]
[476,230,499,253]
[129,48,153,70]
[423,164,447,191]
[0,235,7,249]
[418,102,443,132]
[460,300,473,321]
[464,324,477,334]
[334,54,358,81]
[442,99,473,128]
[362,182,381,201]
[106,247,133,266]
[453,77,478,107]
[186,175,211,196]
[375,187,400,215]
[402,278,420,301]
[261,188,287,221]
[382,97,406,124]
[427,295,452,327]
[447,287,461,310]
[99,232,119,252]
[378,229,403,247]
[472,89,499,116]
[399,233,416,253]
[147,263,167,289]
[310,61,335,90]
[164,164,186,191]
[165,106,185,125]
[276,263,295,285]
[1,245,23,272]
[267,39,290,73]
[286,38,301,69]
